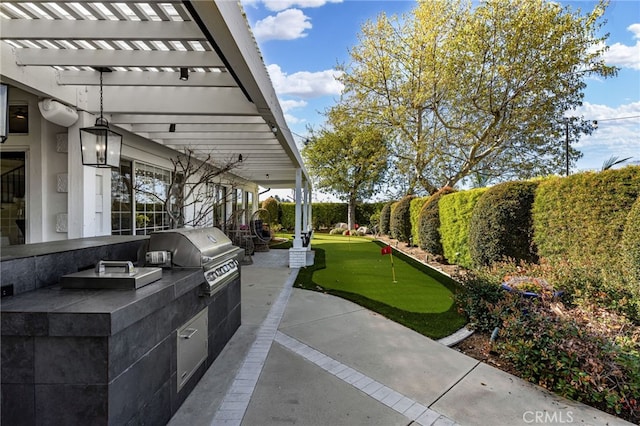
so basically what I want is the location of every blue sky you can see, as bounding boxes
[242,0,640,198]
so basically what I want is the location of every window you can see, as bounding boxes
[111,160,133,235]
[213,185,227,229]
[135,162,171,235]
[111,160,172,235]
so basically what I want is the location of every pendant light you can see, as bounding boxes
[79,70,122,168]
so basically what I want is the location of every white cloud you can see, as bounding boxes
[262,0,343,12]
[572,101,640,170]
[267,64,344,98]
[253,9,312,41]
[280,98,308,112]
[280,99,308,124]
[604,24,640,70]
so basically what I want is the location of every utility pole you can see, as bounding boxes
[565,118,570,176]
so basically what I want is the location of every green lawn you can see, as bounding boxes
[291,233,467,339]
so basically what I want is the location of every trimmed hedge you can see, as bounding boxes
[418,187,456,256]
[622,196,640,283]
[390,195,415,242]
[410,197,429,247]
[532,167,640,270]
[357,202,386,231]
[312,203,348,229]
[273,201,387,231]
[379,201,394,235]
[439,187,488,268]
[280,202,295,230]
[469,181,538,267]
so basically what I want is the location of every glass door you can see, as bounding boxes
[0,151,26,245]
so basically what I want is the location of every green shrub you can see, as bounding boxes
[390,195,415,242]
[418,187,456,256]
[497,300,639,424]
[261,197,280,226]
[533,167,640,270]
[469,181,538,267]
[454,269,509,333]
[622,196,640,283]
[439,188,488,268]
[410,197,429,247]
[379,201,395,235]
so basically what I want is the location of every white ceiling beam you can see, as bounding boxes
[159,139,282,146]
[0,43,79,105]
[129,123,268,132]
[58,70,236,87]
[0,19,203,40]
[86,86,258,115]
[111,114,266,124]
[153,131,276,140]
[159,144,283,151]
[16,49,224,68]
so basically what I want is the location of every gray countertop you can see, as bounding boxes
[0,236,149,261]
[1,268,205,336]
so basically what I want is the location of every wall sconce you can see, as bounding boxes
[179,67,189,81]
[238,154,243,162]
[0,84,8,143]
[169,123,176,132]
[79,71,122,168]
[270,123,277,134]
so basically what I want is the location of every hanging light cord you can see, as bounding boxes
[99,70,104,121]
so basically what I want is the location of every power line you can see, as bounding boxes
[593,115,640,122]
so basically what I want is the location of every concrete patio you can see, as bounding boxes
[169,249,632,426]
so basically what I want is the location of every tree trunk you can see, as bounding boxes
[347,195,357,230]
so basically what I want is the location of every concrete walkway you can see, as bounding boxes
[169,249,632,426]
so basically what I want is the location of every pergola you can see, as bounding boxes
[0,0,313,261]
[0,0,310,189]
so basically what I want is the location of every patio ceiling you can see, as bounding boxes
[0,0,309,189]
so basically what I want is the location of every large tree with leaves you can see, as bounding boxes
[302,117,389,229]
[337,0,616,194]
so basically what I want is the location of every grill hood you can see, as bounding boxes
[148,227,239,268]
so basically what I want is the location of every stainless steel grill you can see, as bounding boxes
[147,227,243,296]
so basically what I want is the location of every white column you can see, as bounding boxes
[289,168,308,268]
[96,167,112,235]
[302,181,309,235]
[67,111,97,238]
[293,168,303,249]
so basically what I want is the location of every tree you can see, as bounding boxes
[302,119,389,229]
[134,148,242,229]
[337,0,616,194]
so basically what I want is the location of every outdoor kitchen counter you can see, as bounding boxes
[0,236,242,426]
[0,268,204,337]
